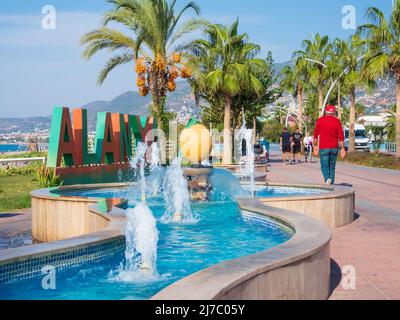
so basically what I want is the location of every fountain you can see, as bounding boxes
[238,109,255,197]
[111,141,160,281]
[111,202,159,281]
[161,156,197,224]
[129,142,148,202]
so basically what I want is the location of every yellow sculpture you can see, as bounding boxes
[179,124,212,164]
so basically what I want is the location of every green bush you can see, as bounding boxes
[36,166,64,188]
[0,162,41,177]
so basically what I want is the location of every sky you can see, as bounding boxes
[0,0,394,118]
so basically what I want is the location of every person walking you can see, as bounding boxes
[313,105,346,185]
[280,127,292,166]
[304,132,313,163]
[260,137,270,163]
[291,128,303,164]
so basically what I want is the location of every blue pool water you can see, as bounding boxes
[0,199,291,300]
[251,186,329,198]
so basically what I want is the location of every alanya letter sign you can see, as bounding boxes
[47,107,157,185]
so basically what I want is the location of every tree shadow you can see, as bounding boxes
[330,259,343,297]
[337,183,353,188]
[0,213,20,219]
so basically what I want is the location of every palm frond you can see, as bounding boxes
[169,18,209,47]
[97,51,133,85]
[81,28,137,60]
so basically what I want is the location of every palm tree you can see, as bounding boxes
[333,36,366,152]
[358,2,400,158]
[81,0,206,131]
[235,52,280,143]
[186,20,266,164]
[331,39,348,121]
[280,57,309,133]
[296,34,332,116]
[386,105,397,142]
[355,102,366,119]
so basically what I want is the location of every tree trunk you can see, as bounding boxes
[396,76,400,159]
[253,115,257,144]
[337,84,342,121]
[152,97,163,135]
[349,88,356,153]
[318,84,324,117]
[223,95,233,165]
[149,66,167,133]
[297,83,303,133]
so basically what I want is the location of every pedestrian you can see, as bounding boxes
[291,128,303,164]
[260,137,270,163]
[313,105,346,185]
[280,127,292,166]
[304,132,313,163]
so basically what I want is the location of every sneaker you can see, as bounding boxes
[326,179,332,185]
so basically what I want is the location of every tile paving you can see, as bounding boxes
[266,149,400,300]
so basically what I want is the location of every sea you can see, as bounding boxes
[0,144,29,153]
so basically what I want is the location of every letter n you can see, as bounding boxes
[47,107,77,168]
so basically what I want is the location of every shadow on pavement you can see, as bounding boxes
[0,213,21,219]
[329,259,342,297]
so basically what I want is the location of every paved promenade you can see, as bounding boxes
[267,149,400,300]
[0,210,32,250]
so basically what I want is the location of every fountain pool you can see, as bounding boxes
[0,198,291,300]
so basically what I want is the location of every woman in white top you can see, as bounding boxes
[304,132,313,163]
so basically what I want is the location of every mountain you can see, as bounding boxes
[0,72,396,134]
[273,61,291,77]
[0,116,51,134]
[0,83,198,134]
[83,81,198,130]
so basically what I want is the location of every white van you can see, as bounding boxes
[344,124,370,151]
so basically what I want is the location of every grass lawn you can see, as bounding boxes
[0,173,39,213]
[0,152,46,159]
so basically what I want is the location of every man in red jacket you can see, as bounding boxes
[313,105,346,185]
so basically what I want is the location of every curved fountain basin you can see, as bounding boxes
[0,197,291,300]
[50,184,329,200]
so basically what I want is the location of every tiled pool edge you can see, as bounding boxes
[0,209,126,285]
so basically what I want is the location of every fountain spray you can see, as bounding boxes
[161,155,197,224]
[238,109,255,198]
[112,142,159,280]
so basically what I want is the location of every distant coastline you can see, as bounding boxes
[0,144,29,153]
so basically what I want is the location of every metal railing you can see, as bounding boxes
[0,157,46,165]
[370,142,397,153]
[385,142,397,153]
